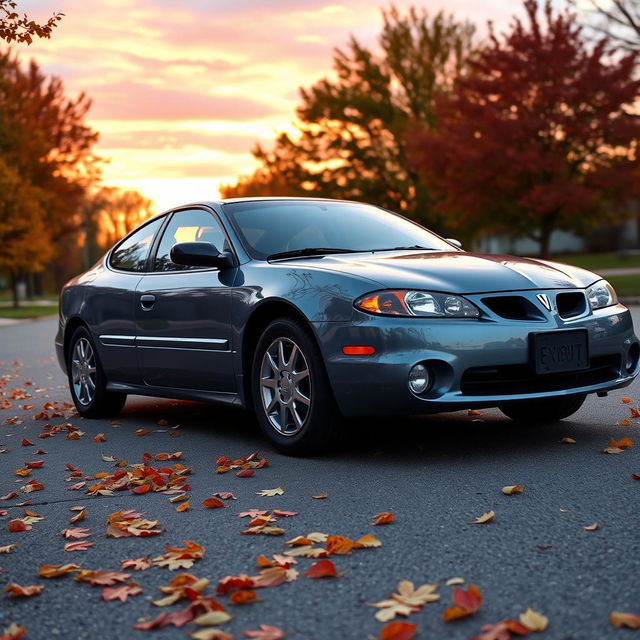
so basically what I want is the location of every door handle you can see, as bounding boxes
[140,294,156,310]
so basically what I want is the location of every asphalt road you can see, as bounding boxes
[1,313,639,640]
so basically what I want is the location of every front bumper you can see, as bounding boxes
[315,302,639,416]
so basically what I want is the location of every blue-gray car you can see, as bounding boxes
[56,198,640,454]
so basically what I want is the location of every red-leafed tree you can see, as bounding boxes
[407,0,640,257]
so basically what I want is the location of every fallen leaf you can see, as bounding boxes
[609,437,633,448]
[106,510,164,538]
[326,535,355,555]
[603,446,625,454]
[304,559,338,578]
[621,397,632,404]
[353,534,381,549]
[21,439,33,446]
[617,419,633,426]
[190,631,234,640]
[243,624,285,639]
[203,497,225,509]
[379,621,417,640]
[69,509,86,524]
[3,584,44,597]
[446,578,465,586]
[75,570,131,586]
[0,622,27,639]
[153,540,205,570]
[61,527,92,539]
[38,563,81,578]
[501,485,524,495]
[470,619,531,640]
[176,500,190,513]
[135,429,150,436]
[470,511,495,525]
[632,473,640,481]
[213,492,236,500]
[256,487,284,497]
[443,584,483,620]
[560,437,576,444]
[64,540,94,552]
[236,469,254,478]
[7,519,30,532]
[583,522,599,531]
[230,590,260,605]
[93,433,106,442]
[519,607,548,632]
[610,611,640,629]
[311,493,328,499]
[0,544,17,554]
[371,512,395,525]
[121,557,152,571]
[102,582,142,602]
[193,611,232,626]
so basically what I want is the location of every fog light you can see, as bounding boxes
[626,343,640,373]
[408,364,430,395]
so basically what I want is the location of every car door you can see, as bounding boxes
[134,207,237,392]
[88,216,165,384]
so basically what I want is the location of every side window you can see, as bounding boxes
[154,209,227,271]
[109,217,163,272]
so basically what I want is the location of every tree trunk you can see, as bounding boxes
[538,213,558,259]
[10,273,20,308]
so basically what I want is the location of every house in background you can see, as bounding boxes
[473,205,640,257]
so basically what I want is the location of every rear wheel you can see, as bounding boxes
[499,394,586,423]
[67,326,127,418]
[251,317,338,455]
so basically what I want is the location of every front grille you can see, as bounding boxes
[460,355,620,396]
[556,292,586,319]
[481,296,545,321]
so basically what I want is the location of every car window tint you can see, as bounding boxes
[154,209,227,271]
[223,200,455,260]
[109,218,163,272]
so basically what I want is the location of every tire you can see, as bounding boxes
[67,326,127,418]
[499,393,586,423]
[251,317,338,456]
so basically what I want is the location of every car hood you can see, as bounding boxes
[289,251,600,293]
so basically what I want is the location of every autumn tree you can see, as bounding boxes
[222,6,474,229]
[408,0,640,257]
[0,157,53,306]
[0,1,63,44]
[569,0,640,51]
[81,187,155,267]
[0,49,100,289]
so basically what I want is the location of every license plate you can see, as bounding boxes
[532,330,589,374]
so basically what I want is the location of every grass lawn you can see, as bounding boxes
[0,305,58,319]
[552,251,640,271]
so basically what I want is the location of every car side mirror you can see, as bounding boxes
[170,242,234,269]
[446,238,463,250]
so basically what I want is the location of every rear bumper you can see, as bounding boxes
[315,303,639,416]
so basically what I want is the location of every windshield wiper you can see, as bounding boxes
[369,245,435,252]
[267,247,357,261]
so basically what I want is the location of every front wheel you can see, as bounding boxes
[67,326,127,418]
[251,318,338,456]
[499,394,586,423]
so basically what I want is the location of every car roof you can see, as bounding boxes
[152,197,364,218]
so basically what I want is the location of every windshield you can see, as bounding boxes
[222,200,457,260]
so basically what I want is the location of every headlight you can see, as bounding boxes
[355,290,480,317]
[586,280,618,310]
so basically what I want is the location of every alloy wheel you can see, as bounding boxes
[71,337,97,406]
[259,337,311,436]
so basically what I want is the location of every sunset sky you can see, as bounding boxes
[15,0,553,212]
